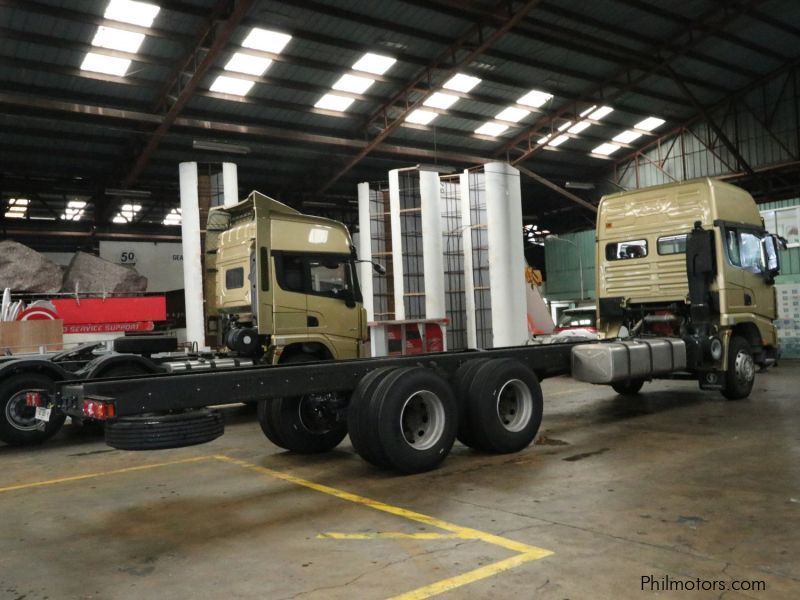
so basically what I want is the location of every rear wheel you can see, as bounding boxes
[257,352,347,453]
[722,336,755,400]
[371,367,457,473]
[0,372,66,446]
[464,359,543,453]
[452,358,492,448]
[347,367,396,467]
[610,379,645,396]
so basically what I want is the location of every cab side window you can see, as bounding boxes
[308,259,350,298]
[725,228,763,274]
[278,255,305,293]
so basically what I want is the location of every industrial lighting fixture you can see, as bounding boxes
[613,130,642,144]
[113,203,142,224]
[192,140,251,154]
[405,109,438,125]
[104,0,161,28]
[224,53,272,76]
[105,188,152,197]
[475,122,508,137]
[518,89,553,108]
[567,121,591,134]
[210,75,255,96]
[635,116,666,131]
[4,198,28,219]
[62,200,87,221]
[557,120,573,132]
[241,28,292,54]
[332,74,375,94]
[81,52,131,76]
[443,73,481,93]
[537,133,552,144]
[565,181,596,190]
[352,52,396,75]
[314,93,355,112]
[423,92,459,110]
[495,106,530,123]
[547,134,570,147]
[163,208,181,226]
[91,26,145,53]
[592,142,621,155]
[589,106,614,120]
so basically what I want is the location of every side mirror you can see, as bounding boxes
[372,262,386,275]
[342,288,357,308]
[761,235,781,280]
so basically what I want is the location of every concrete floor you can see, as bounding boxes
[1,364,799,600]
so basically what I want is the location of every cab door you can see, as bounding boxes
[305,255,361,359]
[723,227,775,319]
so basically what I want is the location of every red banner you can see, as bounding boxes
[51,297,166,325]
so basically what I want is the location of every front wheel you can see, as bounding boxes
[611,379,645,396]
[0,372,66,446]
[722,336,755,400]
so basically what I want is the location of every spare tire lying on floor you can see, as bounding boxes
[105,409,224,450]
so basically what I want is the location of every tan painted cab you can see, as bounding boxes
[207,191,367,362]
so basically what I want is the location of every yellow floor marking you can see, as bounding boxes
[215,454,551,556]
[215,455,553,599]
[318,532,465,540]
[0,455,213,494]
[388,551,546,600]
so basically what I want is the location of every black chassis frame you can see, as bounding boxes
[56,343,579,418]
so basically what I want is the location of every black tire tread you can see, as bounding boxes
[105,409,223,450]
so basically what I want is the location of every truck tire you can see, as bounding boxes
[722,336,755,400]
[257,353,347,453]
[105,409,224,450]
[371,367,457,474]
[0,372,66,446]
[452,358,492,449]
[611,379,645,396]
[465,359,543,453]
[346,367,396,468]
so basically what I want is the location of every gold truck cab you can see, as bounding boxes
[594,178,783,398]
[206,191,368,363]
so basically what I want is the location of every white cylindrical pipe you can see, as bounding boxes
[179,161,206,349]
[222,162,239,207]
[356,182,374,322]
[484,162,527,347]
[419,170,445,319]
[460,170,477,348]
[388,169,405,320]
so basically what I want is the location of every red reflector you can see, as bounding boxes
[26,391,43,407]
[82,399,116,420]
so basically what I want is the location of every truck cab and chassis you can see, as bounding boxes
[0,180,786,474]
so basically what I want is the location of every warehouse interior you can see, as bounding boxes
[2,1,800,598]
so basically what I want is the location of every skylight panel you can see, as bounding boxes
[113,203,142,223]
[475,122,508,137]
[242,28,292,54]
[548,134,569,147]
[495,106,530,123]
[635,117,665,131]
[537,134,552,144]
[352,52,396,75]
[163,208,182,226]
[224,52,272,76]
[62,200,86,221]
[568,121,591,134]
[104,0,161,28]
[5,199,28,219]
[443,73,481,93]
[588,106,614,120]
[580,105,597,118]
[81,52,131,76]
[92,26,145,53]
[423,92,459,110]
[518,89,553,108]
[557,120,573,132]
[613,130,642,144]
[405,109,438,125]
[315,93,354,112]
[332,74,375,95]
[592,142,621,155]
[210,75,255,96]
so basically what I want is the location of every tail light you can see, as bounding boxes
[25,391,44,407]
[82,398,116,420]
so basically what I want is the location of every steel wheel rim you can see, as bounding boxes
[496,379,533,432]
[399,390,445,451]
[297,395,333,434]
[734,350,755,385]
[6,391,39,431]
